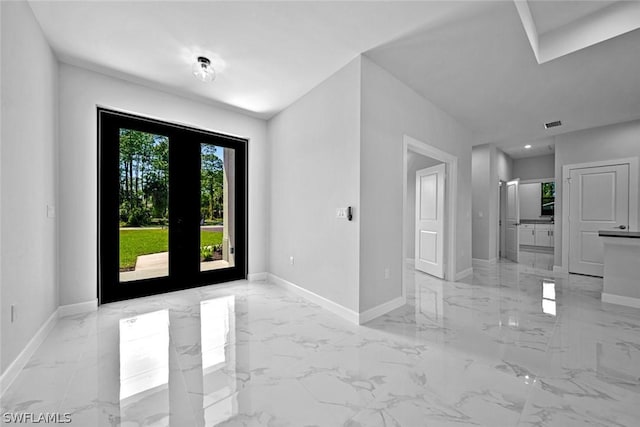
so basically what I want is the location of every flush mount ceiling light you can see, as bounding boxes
[524,144,532,149]
[192,56,215,83]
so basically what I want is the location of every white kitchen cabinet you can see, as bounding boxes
[519,223,554,247]
[534,224,553,247]
[520,224,535,245]
[535,229,551,247]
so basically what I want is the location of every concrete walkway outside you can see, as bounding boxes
[201,225,223,233]
[120,251,230,282]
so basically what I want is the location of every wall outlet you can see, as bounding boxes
[336,208,348,219]
[46,204,56,219]
[289,256,295,265]
[384,268,390,279]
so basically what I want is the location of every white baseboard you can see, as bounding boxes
[58,299,98,317]
[267,274,359,324]
[455,267,473,281]
[247,272,268,282]
[602,293,640,309]
[472,258,497,266]
[359,296,406,324]
[267,274,406,325]
[553,265,569,275]
[0,308,59,396]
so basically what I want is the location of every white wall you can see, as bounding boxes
[472,145,512,261]
[519,182,541,219]
[512,154,555,221]
[495,148,513,183]
[0,0,3,376]
[405,153,442,259]
[58,64,268,305]
[267,58,361,312]
[1,0,59,373]
[0,0,3,375]
[360,56,473,311]
[472,145,491,260]
[513,154,554,181]
[554,119,640,267]
[490,147,512,260]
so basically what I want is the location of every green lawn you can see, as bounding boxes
[119,228,222,269]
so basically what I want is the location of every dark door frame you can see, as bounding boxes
[98,108,248,304]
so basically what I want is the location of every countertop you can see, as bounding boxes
[598,230,640,239]
[520,219,554,225]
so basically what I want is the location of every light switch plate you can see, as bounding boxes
[336,208,348,219]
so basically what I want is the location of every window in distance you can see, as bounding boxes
[541,182,555,216]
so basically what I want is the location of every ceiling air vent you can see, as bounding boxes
[544,120,562,129]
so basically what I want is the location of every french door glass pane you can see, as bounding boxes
[119,129,169,282]
[200,144,235,272]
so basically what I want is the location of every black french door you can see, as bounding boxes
[98,108,247,303]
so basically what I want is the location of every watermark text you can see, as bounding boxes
[2,412,72,424]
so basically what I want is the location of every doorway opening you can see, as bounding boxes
[498,177,556,271]
[98,108,247,303]
[402,135,458,296]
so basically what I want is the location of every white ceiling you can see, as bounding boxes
[27,0,640,150]
[528,1,615,34]
[366,0,640,146]
[497,137,555,160]
[515,0,640,64]
[28,0,485,118]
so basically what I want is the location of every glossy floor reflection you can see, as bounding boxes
[2,260,640,426]
[517,248,554,271]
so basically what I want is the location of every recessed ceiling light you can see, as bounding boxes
[524,144,532,149]
[544,120,562,129]
[192,56,215,83]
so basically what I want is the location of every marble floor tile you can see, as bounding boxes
[2,260,639,426]
[518,249,555,271]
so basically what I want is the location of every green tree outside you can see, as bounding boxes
[118,131,225,226]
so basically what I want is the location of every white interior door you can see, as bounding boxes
[415,164,445,278]
[499,182,507,258]
[505,179,520,262]
[569,164,629,276]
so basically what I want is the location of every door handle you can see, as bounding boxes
[615,225,627,230]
